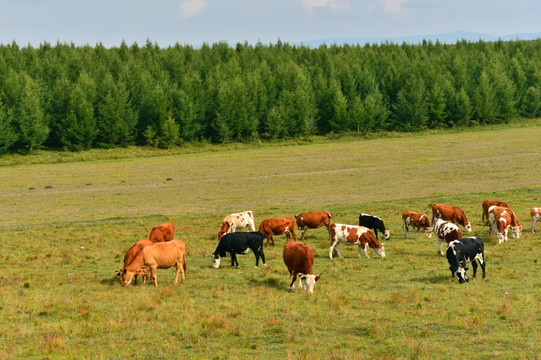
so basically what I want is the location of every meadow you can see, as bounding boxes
[0,124,540,359]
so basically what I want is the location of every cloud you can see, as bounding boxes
[299,0,350,12]
[178,0,209,19]
[381,0,408,16]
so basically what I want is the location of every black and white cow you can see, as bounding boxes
[211,232,266,269]
[446,237,486,283]
[358,213,390,240]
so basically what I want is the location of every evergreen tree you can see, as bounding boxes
[473,70,496,123]
[0,101,17,152]
[60,83,98,150]
[392,77,428,131]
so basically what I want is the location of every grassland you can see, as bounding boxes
[0,124,540,359]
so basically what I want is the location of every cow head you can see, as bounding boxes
[424,227,433,238]
[299,273,321,293]
[374,244,385,258]
[464,223,472,233]
[384,229,391,240]
[211,254,222,269]
[450,265,470,283]
[511,226,522,239]
[120,268,135,287]
[497,232,506,244]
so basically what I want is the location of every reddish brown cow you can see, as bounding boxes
[149,222,175,243]
[258,217,297,247]
[402,211,433,238]
[121,239,187,287]
[431,204,472,233]
[283,242,321,293]
[329,224,385,259]
[482,200,509,222]
[295,211,333,241]
[433,219,462,255]
[116,238,153,283]
[531,207,541,233]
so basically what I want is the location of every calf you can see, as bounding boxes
[117,238,153,283]
[217,211,256,240]
[329,223,385,259]
[488,206,521,243]
[402,211,433,238]
[358,213,390,240]
[531,207,541,233]
[295,211,333,241]
[258,217,297,247]
[434,219,462,256]
[481,200,509,223]
[212,232,266,269]
[121,239,186,287]
[446,237,486,283]
[431,203,472,233]
[149,222,175,243]
[283,242,321,293]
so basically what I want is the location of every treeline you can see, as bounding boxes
[1,39,541,152]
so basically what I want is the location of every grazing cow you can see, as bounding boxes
[446,237,486,283]
[434,219,462,256]
[283,242,321,293]
[358,213,390,240]
[121,239,186,287]
[117,238,153,283]
[149,222,175,243]
[481,200,509,223]
[531,207,541,233]
[329,224,385,259]
[431,204,472,233]
[258,217,297,247]
[212,232,266,269]
[488,206,521,243]
[217,211,256,240]
[402,211,433,238]
[295,211,333,241]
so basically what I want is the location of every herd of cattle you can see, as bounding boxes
[117,203,541,290]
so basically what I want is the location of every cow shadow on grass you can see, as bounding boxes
[101,276,120,286]
[411,274,451,284]
[248,276,288,291]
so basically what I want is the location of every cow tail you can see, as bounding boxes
[183,252,187,274]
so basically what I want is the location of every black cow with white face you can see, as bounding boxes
[211,232,266,269]
[446,237,486,283]
[358,213,390,240]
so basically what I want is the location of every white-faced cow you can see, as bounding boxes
[481,200,509,223]
[258,217,297,247]
[117,238,153,283]
[431,203,472,233]
[283,242,321,293]
[149,222,175,243]
[212,232,266,269]
[446,237,486,283]
[217,211,256,240]
[329,224,385,259]
[295,211,333,241]
[434,219,462,256]
[358,213,390,240]
[121,239,186,287]
[531,207,541,233]
[488,206,521,243]
[402,211,433,238]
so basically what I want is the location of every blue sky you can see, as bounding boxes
[1,0,540,47]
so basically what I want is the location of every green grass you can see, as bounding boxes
[1,123,541,359]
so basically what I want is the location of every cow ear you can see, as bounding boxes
[315,275,321,282]
[298,273,304,279]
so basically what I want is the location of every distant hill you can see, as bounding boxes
[296,31,541,47]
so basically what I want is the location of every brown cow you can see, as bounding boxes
[433,219,462,255]
[121,239,186,287]
[149,222,175,243]
[402,211,433,238]
[283,242,321,293]
[482,200,509,222]
[531,207,541,233]
[295,211,333,241]
[258,217,297,247]
[431,204,472,233]
[488,206,521,243]
[329,224,385,259]
[217,211,255,240]
[116,238,153,283]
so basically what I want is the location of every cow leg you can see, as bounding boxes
[289,273,296,290]
[532,218,537,233]
[329,239,340,259]
[270,235,275,247]
[285,231,290,243]
[300,228,306,241]
[151,266,158,287]
[363,243,370,258]
[291,229,297,241]
[480,258,486,279]
[438,238,444,256]
[231,254,239,268]
[471,260,478,279]
[258,248,266,267]
[265,235,271,248]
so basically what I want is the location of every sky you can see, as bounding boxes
[1,0,540,47]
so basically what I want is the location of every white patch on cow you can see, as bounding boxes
[511,226,521,239]
[242,248,252,254]
[212,255,222,268]
[464,223,472,233]
[474,252,484,264]
[448,240,458,255]
[384,229,391,240]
